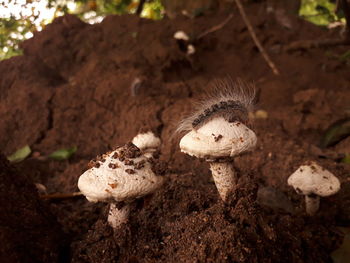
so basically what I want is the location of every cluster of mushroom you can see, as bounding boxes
[78,80,342,232]
[178,117,341,215]
[175,82,342,214]
[173,30,195,55]
[78,132,164,229]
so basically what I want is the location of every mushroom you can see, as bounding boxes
[173,31,190,41]
[179,116,257,202]
[287,162,340,216]
[173,30,195,55]
[132,131,161,158]
[78,142,164,229]
[186,44,196,55]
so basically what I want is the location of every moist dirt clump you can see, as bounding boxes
[0,155,65,263]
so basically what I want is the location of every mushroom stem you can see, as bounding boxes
[305,195,320,216]
[209,162,236,202]
[107,203,131,229]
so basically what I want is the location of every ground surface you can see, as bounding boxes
[0,2,350,262]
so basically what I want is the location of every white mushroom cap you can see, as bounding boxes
[179,117,257,159]
[174,31,189,41]
[78,143,164,203]
[187,44,196,55]
[288,162,340,197]
[132,131,161,151]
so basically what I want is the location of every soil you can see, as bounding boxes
[0,154,65,263]
[0,2,350,262]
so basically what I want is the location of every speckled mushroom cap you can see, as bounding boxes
[179,117,257,159]
[288,162,340,197]
[132,131,161,151]
[78,143,164,203]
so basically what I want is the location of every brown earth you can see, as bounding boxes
[0,154,65,263]
[0,2,350,262]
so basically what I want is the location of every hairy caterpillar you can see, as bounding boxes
[177,78,256,134]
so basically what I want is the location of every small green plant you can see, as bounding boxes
[320,118,350,148]
[49,146,77,160]
[7,145,31,162]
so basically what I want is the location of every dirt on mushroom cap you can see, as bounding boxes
[78,143,164,203]
[180,118,257,159]
[288,162,340,197]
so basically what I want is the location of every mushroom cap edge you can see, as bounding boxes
[179,117,257,159]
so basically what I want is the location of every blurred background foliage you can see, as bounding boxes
[0,0,164,60]
[0,0,346,60]
[300,0,344,25]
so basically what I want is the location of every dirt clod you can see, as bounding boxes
[125,169,136,174]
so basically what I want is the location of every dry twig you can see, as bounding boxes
[197,13,234,40]
[285,39,348,51]
[234,0,280,75]
[136,0,146,16]
[341,0,350,38]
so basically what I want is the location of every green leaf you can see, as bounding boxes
[300,0,342,26]
[341,154,350,164]
[315,5,330,15]
[320,118,350,148]
[49,146,77,161]
[7,145,31,163]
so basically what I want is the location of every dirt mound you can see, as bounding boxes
[0,2,350,262]
[0,155,64,263]
[72,174,341,262]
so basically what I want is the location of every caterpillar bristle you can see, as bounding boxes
[176,78,256,135]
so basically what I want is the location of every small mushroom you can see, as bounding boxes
[173,31,190,41]
[132,131,161,158]
[186,44,196,55]
[179,117,257,202]
[287,162,340,216]
[78,142,164,229]
[173,30,195,55]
